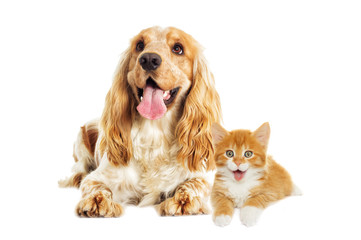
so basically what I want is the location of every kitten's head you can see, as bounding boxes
[211,122,270,182]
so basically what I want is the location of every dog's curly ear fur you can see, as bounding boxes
[176,51,222,172]
[99,48,135,166]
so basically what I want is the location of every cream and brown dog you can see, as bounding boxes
[59,26,221,217]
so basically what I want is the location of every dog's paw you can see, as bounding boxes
[76,191,123,217]
[213,214,232,227]
[156,190,209,216]
[240,206,263,227]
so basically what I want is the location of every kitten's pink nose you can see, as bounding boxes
[234,160,243,166]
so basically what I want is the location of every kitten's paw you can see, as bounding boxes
[240,206,263,227]
[213,214,232,227]
[291,184,303,196]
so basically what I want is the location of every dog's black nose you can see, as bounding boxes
[139,53,162,71]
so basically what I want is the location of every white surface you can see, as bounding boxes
[1,0,360,239]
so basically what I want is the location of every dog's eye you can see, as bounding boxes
[244,151,253,158]
[172,43,183,55]
[136,41,145,52]
[226,150,234,158]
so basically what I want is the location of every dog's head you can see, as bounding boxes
[128,26,196,120]
[99,26,221,171]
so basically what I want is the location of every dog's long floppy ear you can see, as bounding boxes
[99,48,135,167]
[176,51,222,172]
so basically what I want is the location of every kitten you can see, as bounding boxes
[211,122,301,227]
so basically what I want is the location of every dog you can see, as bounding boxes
[59,26,222,217]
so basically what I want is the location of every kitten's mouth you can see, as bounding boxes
[233,170,247,181]
[136,78,180,120]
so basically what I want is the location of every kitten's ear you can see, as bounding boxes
[253,122,270,149]
[211,123,228,145]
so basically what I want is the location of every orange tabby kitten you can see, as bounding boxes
[211,122,301,227]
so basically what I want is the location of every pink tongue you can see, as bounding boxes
[234,171,245,181]
[136,85,167,120]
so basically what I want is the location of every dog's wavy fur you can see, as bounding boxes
[59,26,222,217]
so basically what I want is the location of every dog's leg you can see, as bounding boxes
[58,120,99,188]
[156,177,211,216]
[76,176,123,218]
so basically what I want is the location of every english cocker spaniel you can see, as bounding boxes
[59,26,222,217]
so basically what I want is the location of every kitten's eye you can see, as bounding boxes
[172,43,183,55]
[226,150,234,158]
[244,151,253,158]
[136,41,145,52]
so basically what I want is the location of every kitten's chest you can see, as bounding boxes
[223,172,263,208]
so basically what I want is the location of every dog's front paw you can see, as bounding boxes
[240,206,263,227]
[214,214,232,227]
[76,191,123,217]
[156,190,209,216]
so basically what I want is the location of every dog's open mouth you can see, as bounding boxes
[136,78,180,120]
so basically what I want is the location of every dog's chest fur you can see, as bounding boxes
[94,110,196,206]
[127,112,193,205]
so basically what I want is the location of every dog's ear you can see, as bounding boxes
[99,48,135,166]
[176,51,222,172]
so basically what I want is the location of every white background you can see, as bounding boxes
[1,0,360,239]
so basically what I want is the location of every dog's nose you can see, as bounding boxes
[139,53,162,71]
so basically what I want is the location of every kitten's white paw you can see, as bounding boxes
[214,214,232,227]
[240,206,263,227]
[291,184,302,196]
